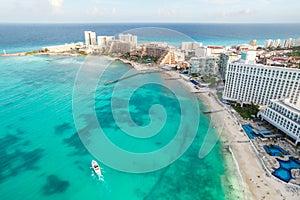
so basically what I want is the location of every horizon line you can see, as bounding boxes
[1,21,300,24]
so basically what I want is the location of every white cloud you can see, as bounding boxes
[157,7,178,16]
[48,0,64,13]
[86,7,118,16]
[111,8,117,15]
[222,8,254,17]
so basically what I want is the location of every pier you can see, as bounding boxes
[164,77,181,80]
[203,109,225,114]
[104,69,162,85]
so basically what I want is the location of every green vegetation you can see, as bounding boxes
[25,51,39,55]
[78,51,88,56]
[232,102,259,119]
[290,46,300,51]
[120,53,159,64]
[201,75,223,88]
[216,91,223,100]
[286,52,300,57]
[202,76,216,84]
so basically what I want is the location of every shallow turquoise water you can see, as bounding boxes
[0,55,230,199]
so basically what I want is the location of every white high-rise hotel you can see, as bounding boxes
[118,33,137,49]
[223,51,300,106]
[223,51,300,144]
[84,31,97,46]
[259,99,300,144]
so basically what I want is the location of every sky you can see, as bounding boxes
[0,0,299,23]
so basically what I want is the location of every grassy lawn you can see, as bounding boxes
[232,102,259,119]
[216,91,223,100]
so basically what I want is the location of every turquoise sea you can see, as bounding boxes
[0,55,243,199]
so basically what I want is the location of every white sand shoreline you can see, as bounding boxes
[182,77,300,200]
[124,58,300,200]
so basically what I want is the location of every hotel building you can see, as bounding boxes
[223,51,300,106]
[295,38,300,47]
[218,53,229,80]
[265,39,273,48]
[283,38,294,48]
[84,31,97,46]
[119,33,137,50]
[97,36,115,49]
[108,41,131,54]
[160,51,185,66]
[141,43,168,59]
[259,99,300,144]
[181,42,202,52]
[189,57,216,75]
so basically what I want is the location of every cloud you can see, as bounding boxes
[157,7,178,16]
[48,0,64,13]
[87,7,104,16]
[222,8,255,17]
[111,8,117,15]
[86,7,118,16]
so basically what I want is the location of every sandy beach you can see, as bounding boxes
[195,86,300,200]
[135,62,300,199]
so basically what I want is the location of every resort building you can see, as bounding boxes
[189,57,216,75]
[259,98,300,144]
[119,33,137,50]
[265,39,273,48]
[195,46,211,57]
[218,52,241,80]
[160,50,185,66]
[295,38,300,47]
[189,57,200,74]
[272,39,281,48]
[218,53,229,80]
[84,31,97,46]
[97,36,115,49]
[181,42,202,52]
[249,39,257,46]
[283,38,294,49]
[141,43,168,59]
[223,51,300,106]
[108,41,131,54]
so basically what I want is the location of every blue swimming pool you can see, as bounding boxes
[263,145,290,156]
[242,124,259,139]
[257,129,273,136]
[272,168,291,182]
[190,80,199,85]
[272,157,300,182]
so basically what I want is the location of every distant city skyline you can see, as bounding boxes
[0,0,300,23]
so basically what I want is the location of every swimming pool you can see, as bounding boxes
[242,124,259,139]
[272,157,300,182]
[263,145,290,156]
[272,168,291,183]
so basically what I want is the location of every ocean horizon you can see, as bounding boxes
[1,23,300,53]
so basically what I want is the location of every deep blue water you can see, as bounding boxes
[1,23,300,53]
